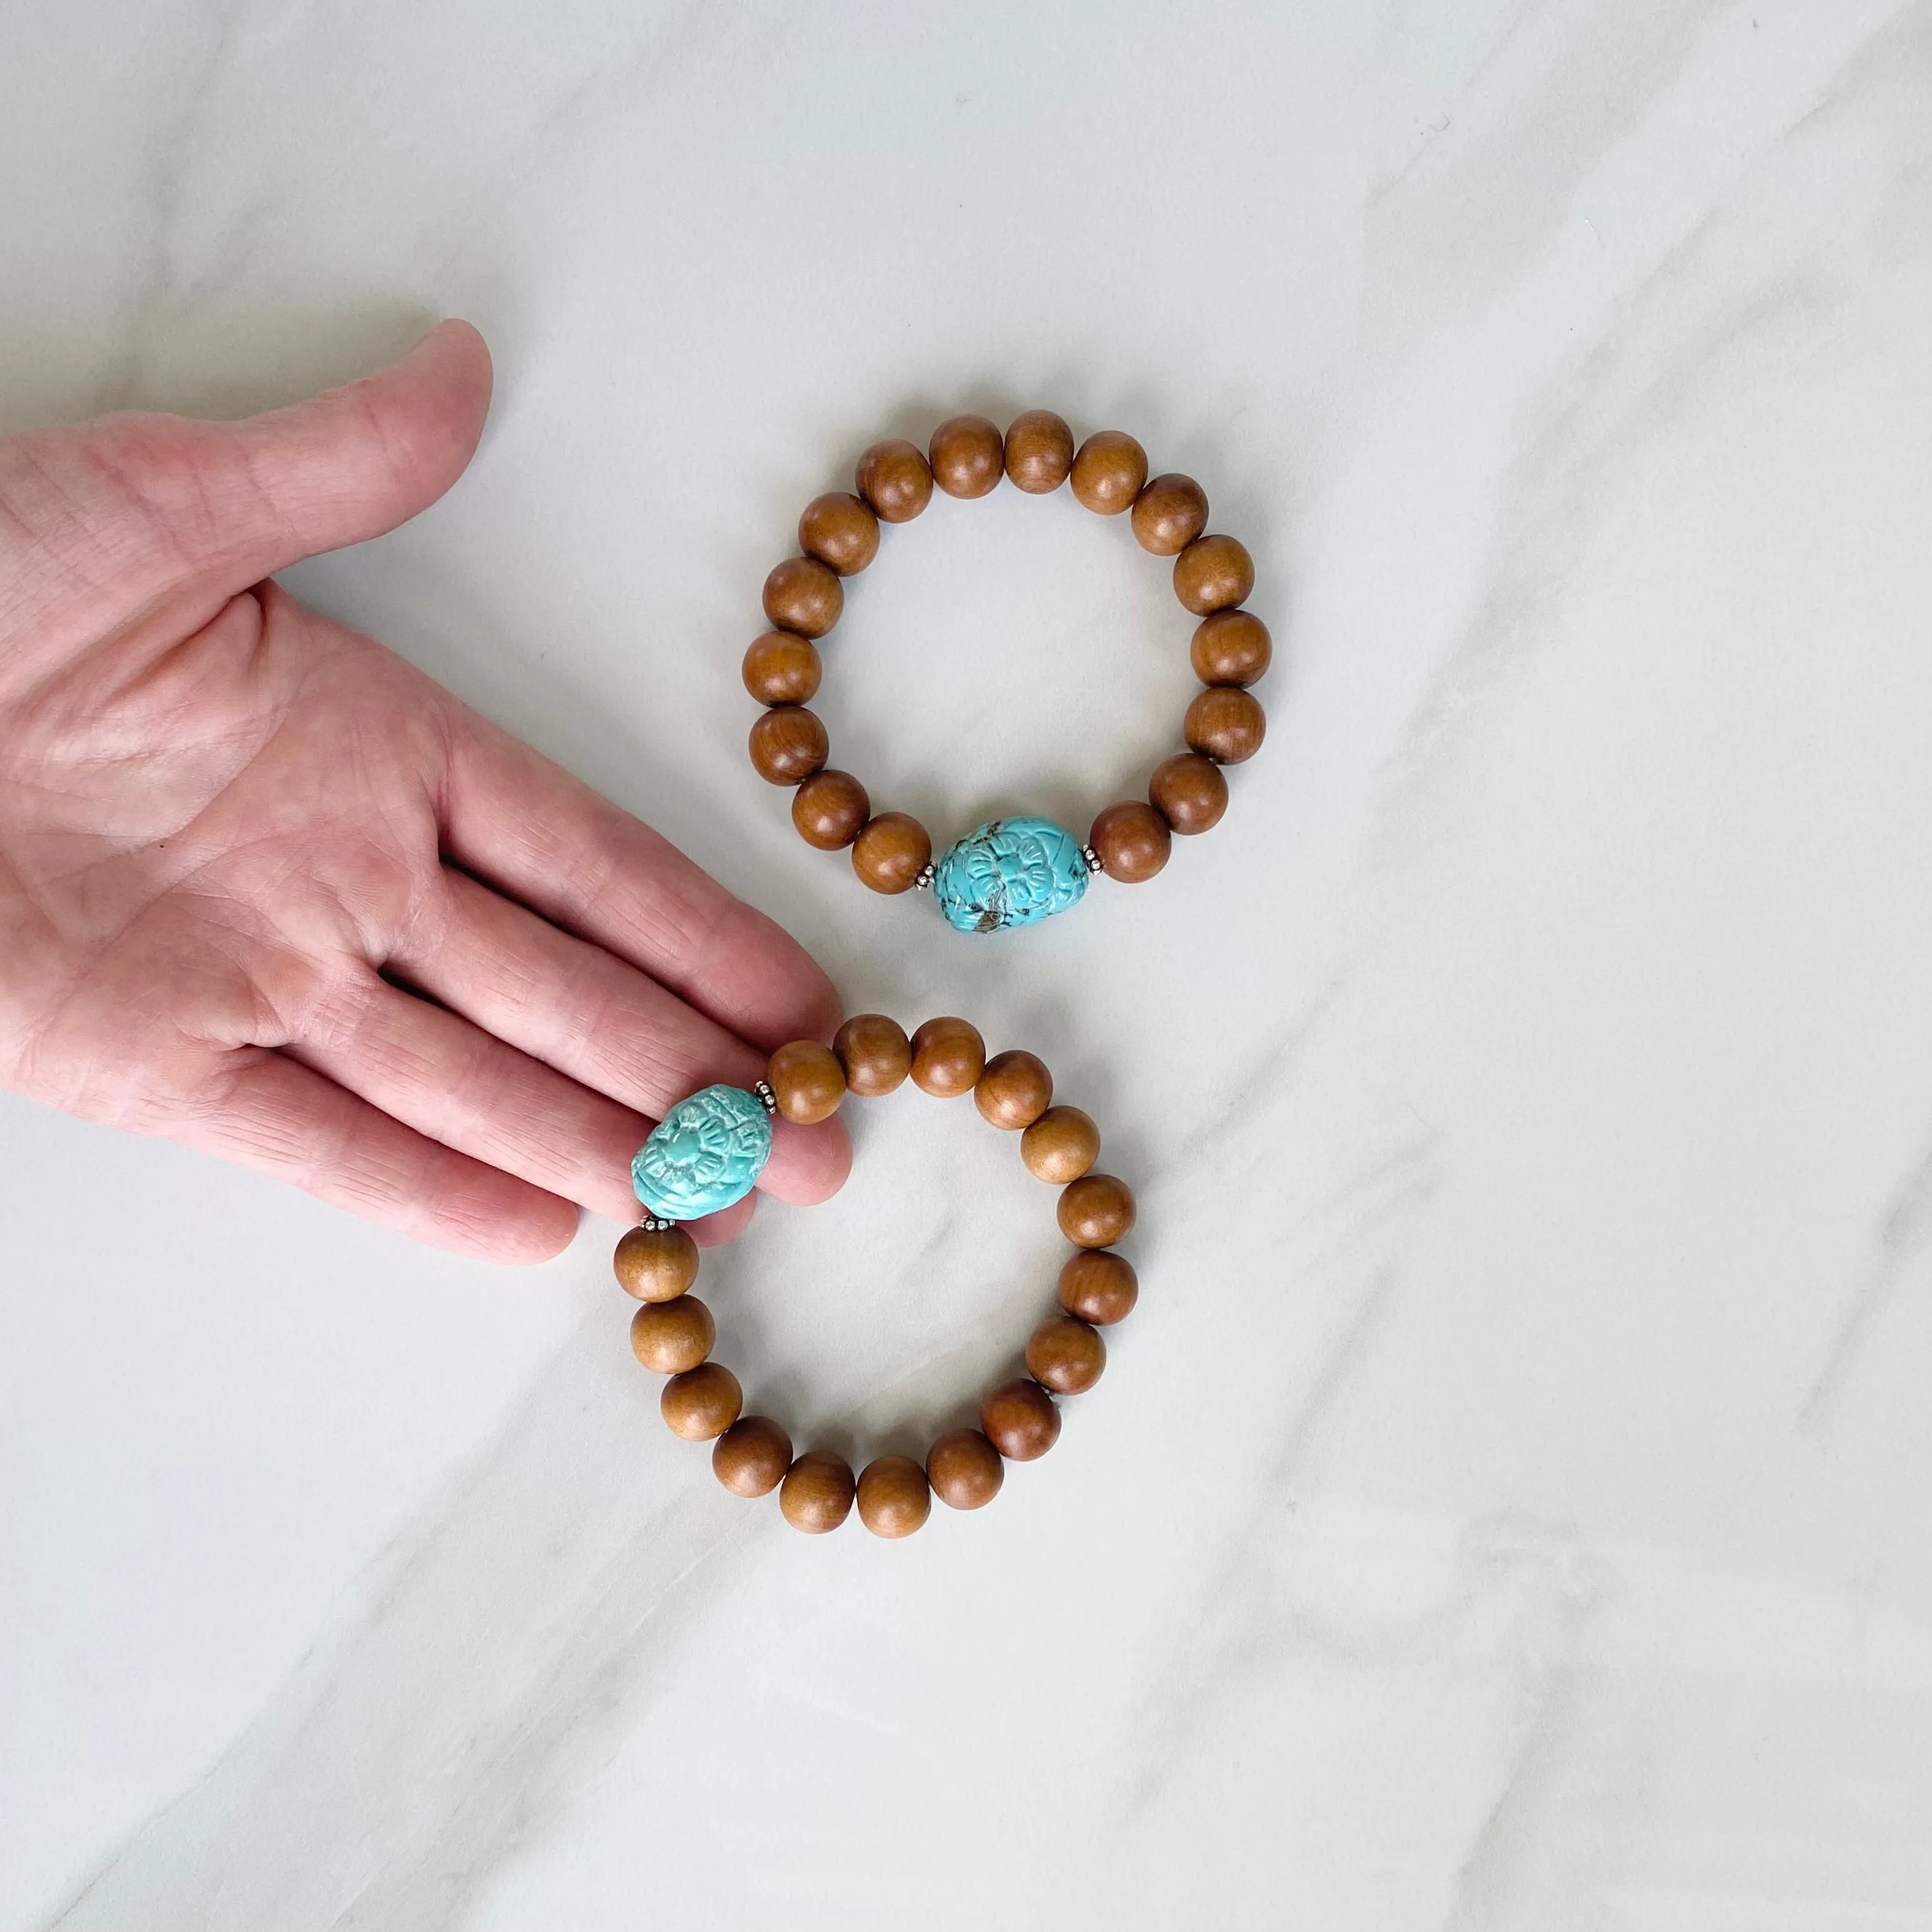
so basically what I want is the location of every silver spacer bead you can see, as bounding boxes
[637,1215,676,1233]
[1081,844,1105,876]
[913,861,937,891]
[753,1079,779,1115]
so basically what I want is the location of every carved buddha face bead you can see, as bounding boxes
[932,817,1090,934]
[630,1084,774,1220]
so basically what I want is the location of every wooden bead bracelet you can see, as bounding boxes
[744,412,1273,934]
[613,1014,1138,1536]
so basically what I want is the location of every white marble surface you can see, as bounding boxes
[3,1,1931,1925]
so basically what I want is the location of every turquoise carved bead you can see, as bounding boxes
[631,1084,773,1222]
[932,816,1090,934]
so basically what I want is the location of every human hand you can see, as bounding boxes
[0,322,849,1260]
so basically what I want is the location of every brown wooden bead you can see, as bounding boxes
[1149,752,1229,835]
[1185,686,1267,764]
[909,1016,985,1097]
[923,1437,1004,1506]
[928,414,1004,498]
[630,1295,716,1376]
[1191,609,1273,687]
[981,1378,1061,1461]
[792,768,870,849]
[661,1361,743,1441]
[612,1222,699,1302]
[855,438,934,523]
[856,1455,932,1538]
[974,1049,1053,1130]
[1059,1172,1136,1248]
[1058,1248,1138,1325]
[1026,1314,1106,1394]
[749,705,829,785]
[780,1450,856,1533]
[712,1415,793,1498]
[1089,798,1171,883]
[1070,430,1148,514]
[741,630,822,705]
[1021,1105,1099,1183]
[762,556,844,637]
[798,491,880,576]
[833,1013,911,1096]
[768,1038,845,1125]
[851,812,932,894]
[1004,410,1073,493]
[1130,472,1208,555]
[1172,533,1254,615]
[926,1429,1005,1508]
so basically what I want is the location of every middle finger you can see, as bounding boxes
[388,867,851,1208]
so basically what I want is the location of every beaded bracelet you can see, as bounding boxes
[611,1014,1138,1536]
[743,412,1272,935]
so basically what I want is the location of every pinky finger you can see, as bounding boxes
[173,1046,579,1263]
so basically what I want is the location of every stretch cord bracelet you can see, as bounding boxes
[743,412,1273,934]
[611,1014,1138,1538]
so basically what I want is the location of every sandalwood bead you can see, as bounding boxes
[909,1016,985,1097]
[856,1455,932,1538]
[851,812,932,894]
[833,1012,911,1096]
[981,1378,1061,1461]
[749,705,829,785]
[1021,1105,1099,1183]
[1070,430,1148,514]
[1004,410,1074,493]
[767,1039,846,1126]
[612,1222,699,1303]
[741,630,822,705]
[1130,472,1208,556]
[974,1049,1054,1130]
[855,438,934,523]
[798,491,880,576]
[1089,798,1171,883]
[762,556,844,637]
[780,1450,856,1533]
[928,414,1004,498]
[1057,1248,1138,1325]
[712,1415,793,1498]
[1185,686,1267,764]
[792,768,871,850]
[1191,609,1273,687]
[661,1362,743,1441]
[1059,1172,1136,1248]
[630,1294,716,1376]
[926,1429,1005,1508]
[1172,533,1254,615]
[1026,1314,1107,1395]
[1149,752,1229,835]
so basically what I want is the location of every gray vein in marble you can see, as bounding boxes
[1365,0,1926,874]
[1801,1126,1932,1426]
[45,1316,761,1932]
[100,0,257,413]
[1123,1126,1439,1817]
[419,0,719,285]
[1439,1523,1609,1929]
[1368,0,1726,278]
[1150,974,1347,1180]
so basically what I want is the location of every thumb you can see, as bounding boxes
[200,318,495,581]
[52,321,495,605]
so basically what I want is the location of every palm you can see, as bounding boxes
[0,323,848,1258]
